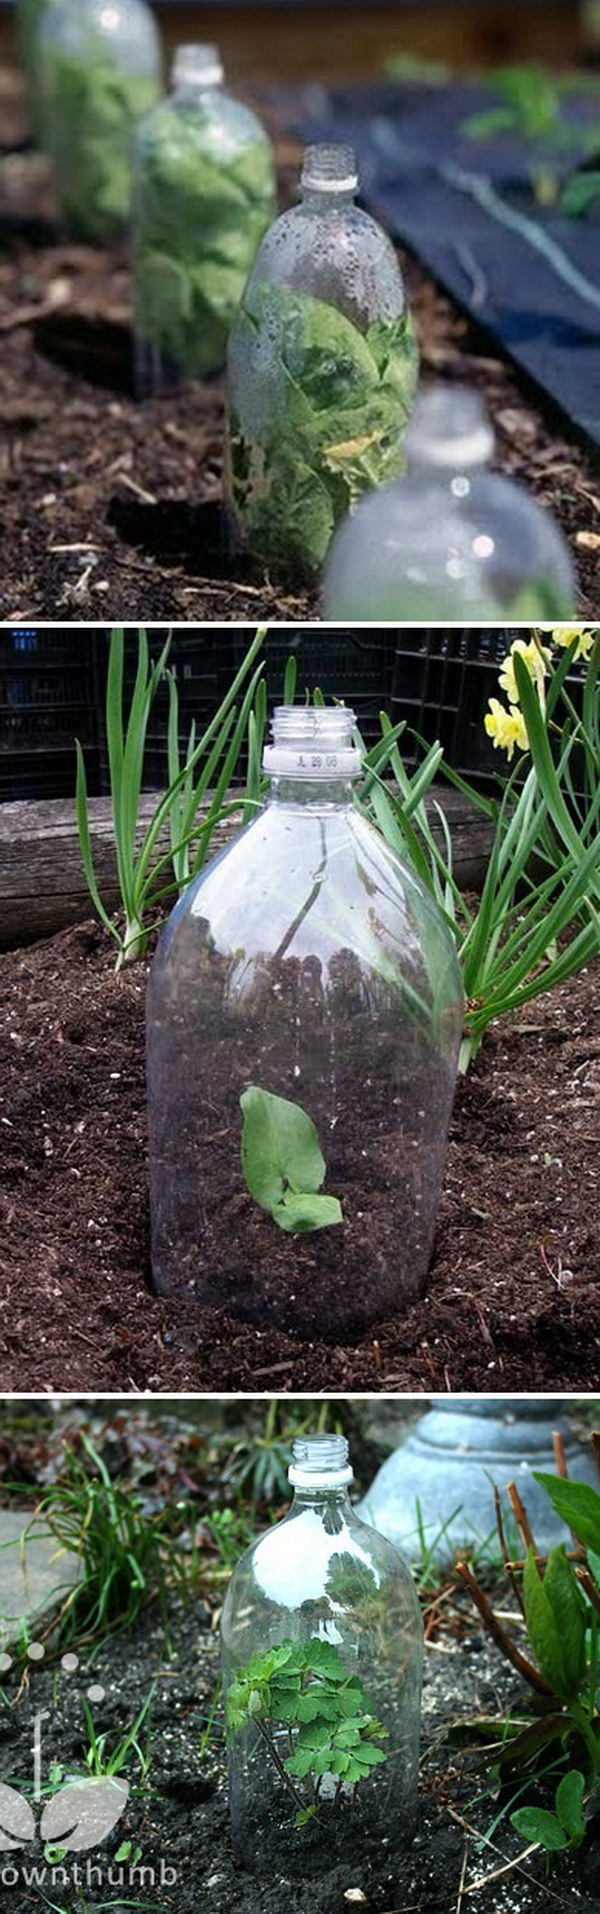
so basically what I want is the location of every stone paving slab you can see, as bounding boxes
[0,1511,80,1643]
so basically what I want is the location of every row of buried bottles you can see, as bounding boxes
[17,0,576,616]
[223,1433,423,1875]
[146,706,464,1339]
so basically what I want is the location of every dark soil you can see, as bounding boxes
[1,1582,599,1914]
[0,920,598,1394]
[0,67,597,622]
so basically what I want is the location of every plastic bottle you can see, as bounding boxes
[225,141,419,579]
[220,1433,423,1878]
[39,0,161,241]
[133,44,276,393]
[322,382,576,620]
[146,704,463,1338]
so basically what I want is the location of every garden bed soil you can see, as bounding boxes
[0,1585,599,1914]
[0,68,597,621]
[0,920,598,1395]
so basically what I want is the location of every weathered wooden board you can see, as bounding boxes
[0,786,493,951]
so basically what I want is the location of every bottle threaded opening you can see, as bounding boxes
[405,383,494,471]
[301,142,358,194]
[173,42,223,88]
[263,705,362,782]
[289,1435,353,1490]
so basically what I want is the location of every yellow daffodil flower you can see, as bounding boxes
[484,698,529,760]
[498,636,551,708]
[549,625,594,660]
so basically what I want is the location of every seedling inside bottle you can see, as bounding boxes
[240,1086,343,1234]
[226,1638,387,1829]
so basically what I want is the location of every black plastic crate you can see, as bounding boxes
[390,627,587,790]
[0,630,102,801]
[389,627,512,788]
[226,627,399,748]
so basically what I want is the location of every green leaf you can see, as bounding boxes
[240,1086,343,1234]
[295,1691,340,1723]
[542,1548,587,1700]
[229,282,418,577]
[295,1806,317,1829]
[273,1192,343,1234]
[555,1770,586,1841]
[240,1086,326,1208]
[522,1548,567,1697]
[510,1807,569,1850]
[532,1474,600,1557]
[301,1642,352,1678]
[561,170,600,218]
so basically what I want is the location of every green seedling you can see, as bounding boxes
[226,1638,388,1829]
[229,285,419,576]
[560,167,600,219]
[240,1086,343,1234]
[460,63,600,208]
[511,1768,587,1852]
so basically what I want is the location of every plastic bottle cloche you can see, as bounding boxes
[146,702,463,1338]
[225,141,419,579]
[133,43,276,392]
[322,382,576,620]
[220,1433,424,1875]
[39,0,161,240]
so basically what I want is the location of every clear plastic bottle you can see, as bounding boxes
[225,141,419,579]
[146,705,463,1338]
[322,383,576,620]
[133,44,276,393]
[221,1434,423,1879]
[39,0,161,241]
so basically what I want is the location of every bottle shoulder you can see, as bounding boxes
[149,798,461,999]
[241,199,407,327]
[42,0,160,69]
[136,87,272,161]
[221,1503,422,1636]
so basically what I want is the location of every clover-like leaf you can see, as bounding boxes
[0,1782,36,1850]
[40,1778,129,1853]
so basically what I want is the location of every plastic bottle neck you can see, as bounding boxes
[301,184,356,212]
[290,1485,353,1518]
[268,774,355,809]
[300,142,358,212]
[404,385,494,484]
[288,1436,354,1505]
[262,707,362,806]
[171,45,223,98]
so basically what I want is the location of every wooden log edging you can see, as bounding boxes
[0,787,494,952]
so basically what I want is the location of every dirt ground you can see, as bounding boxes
[0,919,597,1395]
[0,69,597,622]
[1,1574,599,1914]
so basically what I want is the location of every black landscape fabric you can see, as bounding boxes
[295,79,600,447]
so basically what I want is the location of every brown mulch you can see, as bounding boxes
[0,918,598,1395]
[0,68,597,622]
